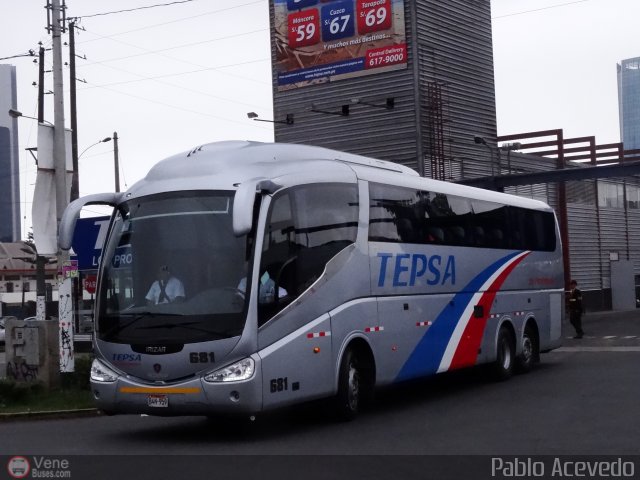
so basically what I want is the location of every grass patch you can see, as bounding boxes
[0,355,95,414]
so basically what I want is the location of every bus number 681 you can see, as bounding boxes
[189,352,215,363]
[270,377,289,393]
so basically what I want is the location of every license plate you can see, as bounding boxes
[147,394,169,408]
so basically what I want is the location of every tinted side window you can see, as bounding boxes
[291,184,358,249]
[470,200,509,249]
[259,184,358,325]
[514,209,557,252]
[424,192,472,246]
[368,183,556,251]
[369,183,423,243]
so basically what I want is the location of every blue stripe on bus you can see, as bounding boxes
[395,251,523,382]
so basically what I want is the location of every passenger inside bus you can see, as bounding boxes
[238,271,288,304]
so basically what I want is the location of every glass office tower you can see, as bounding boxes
[0,64,21,242]
[618,57,640,151]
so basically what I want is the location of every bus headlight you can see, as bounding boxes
[203,358,255,383]
[90,358,118,383]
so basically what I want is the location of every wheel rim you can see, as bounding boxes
[347,361,360,411]
[521,334,533,364]
[501,338,512,370]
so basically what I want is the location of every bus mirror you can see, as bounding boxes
[233,181,259,236]
[59,192,121,250]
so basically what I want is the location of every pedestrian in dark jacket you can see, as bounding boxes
[569,280,584,339]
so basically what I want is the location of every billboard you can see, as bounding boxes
[71,216,110,270]
[274,0,407,91]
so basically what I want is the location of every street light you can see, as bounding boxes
[78,134,120,192]
[8,108,53,126]
[474,135,499,177]
[246,111,294,125]
[499,142,522,175]
[78,137,111,159]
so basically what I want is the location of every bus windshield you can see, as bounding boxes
[96,191,250,345]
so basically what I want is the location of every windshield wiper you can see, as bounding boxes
[103,311,181,337]
[136,322,240,338]
[120,311,182,317]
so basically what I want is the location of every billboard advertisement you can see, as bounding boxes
[71,216,110,270]
[274,0,407,91]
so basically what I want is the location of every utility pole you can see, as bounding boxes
[113,132,120,192]
[51,0,67,225]
[37,45,45,124]
[67,19,82,334]
[68,19,79,202]
[33,45,48,323]
[37,45,46,321]
[50,0,75,373]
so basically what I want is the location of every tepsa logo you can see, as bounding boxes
[377,252,456,287]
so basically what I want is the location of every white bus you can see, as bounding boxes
[60,141,563,419]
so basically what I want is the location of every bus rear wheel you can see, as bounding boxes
[516,324,539,373]
[491,326,515,381]
[335,348,362,421]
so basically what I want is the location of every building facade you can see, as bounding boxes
[618,56,640,150]
[0,64,22,242]
[267,1,640,310]
[0,242,57,317]
[498,148,640,311]
[270,0,497,178]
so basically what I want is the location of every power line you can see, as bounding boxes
[75,1,265,43]
[71,0,202,19]
[0,49,37,61]
[82,78,273,131]
[67,4,271,103]
[79,57,271,91]
[80,28,268,68]
[76,24,270,85]
[77,59,271,111]
[492,0,590,19]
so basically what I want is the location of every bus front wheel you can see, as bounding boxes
[335,348,361,421]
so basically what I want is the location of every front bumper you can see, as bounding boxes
[91,355,263,416]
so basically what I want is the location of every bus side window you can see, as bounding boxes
[473,226,485,247]
[258,184,358,326]
[369,183,422,244]
[396,218,415,243]
[260,194,296,291]
[426,226,444,243]
[447,225,466,245]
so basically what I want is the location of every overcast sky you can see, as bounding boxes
[2,0,639,238]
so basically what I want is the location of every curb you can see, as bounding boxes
[0,408,99,422]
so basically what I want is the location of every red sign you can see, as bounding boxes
[357,0,392,34]
[365,43,407,69]
[84,274,97,294]
[288,9,320,48]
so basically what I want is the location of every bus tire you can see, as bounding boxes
[491,326,515,381]
[516,323,539,374]
[335,348,362,421]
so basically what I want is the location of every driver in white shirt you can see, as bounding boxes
[146,265,185,305]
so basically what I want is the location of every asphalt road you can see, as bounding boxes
[2,310,640,456]
[1,310,640,480]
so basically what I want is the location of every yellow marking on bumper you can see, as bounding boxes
[119,387,201,394]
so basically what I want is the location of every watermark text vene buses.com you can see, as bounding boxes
[491,457,635,478]
[7,456,71,479]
